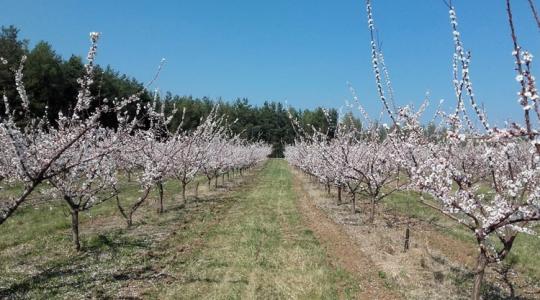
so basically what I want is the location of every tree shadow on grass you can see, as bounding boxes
[0,174,256,298]
[0,255,86,298]
[0,232,153,299]
[85,232,151,254]
[441,257,534,300]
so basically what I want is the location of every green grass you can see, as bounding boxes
[508,229,540,280]
[0,160,358,299]
[145,159,358,299]
[385,191,474,242]
[0,176,183,298]
[0,172,233,298]
[1,178,151,251]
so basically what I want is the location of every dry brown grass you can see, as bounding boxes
[291,167,540,299]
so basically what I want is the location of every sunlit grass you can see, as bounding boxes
[0,161,358,299]
[146,159,358,299]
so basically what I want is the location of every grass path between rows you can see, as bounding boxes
[146,159,360,299]
[2,159,387,299]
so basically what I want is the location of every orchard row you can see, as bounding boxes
[0,32,271,251]
[286,1,540,299]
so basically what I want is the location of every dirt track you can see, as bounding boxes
[292,170,402,300]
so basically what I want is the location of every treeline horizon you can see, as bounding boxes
[1,25,444,157]
[0,25,360,156]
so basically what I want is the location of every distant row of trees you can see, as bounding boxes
[0,25,446,156]
[0,25,353,157]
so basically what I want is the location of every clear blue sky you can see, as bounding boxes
[3,0,539,125]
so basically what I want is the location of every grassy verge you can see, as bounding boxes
[0,169,249,298]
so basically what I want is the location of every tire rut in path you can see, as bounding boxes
[291,168,402,300]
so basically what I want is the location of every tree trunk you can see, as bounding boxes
[116,194,129,226]
[404,192,411,252]
[403,225,410,252]
[118,187,152,227]
[194,182,199,198]
[369,197,376,223]
[222,173,225,185]
[127,170,132,182]
[227,172,230,181]
[70,209,81,251]
[472,251,488,300]
[337,185,342,205]
[157,181,164,214]
[351,193,356,214]
[181,182,187,204]
[127,213,133,228]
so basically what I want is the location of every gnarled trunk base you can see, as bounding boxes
[472,251,488,300]
[71,209,81,251]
